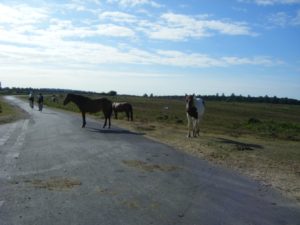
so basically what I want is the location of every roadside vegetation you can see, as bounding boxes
[0,97,27,124]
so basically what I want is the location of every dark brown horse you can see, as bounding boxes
[112,102,133,121]
[63,93,112,128]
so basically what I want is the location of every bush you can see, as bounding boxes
[248,117,261,124]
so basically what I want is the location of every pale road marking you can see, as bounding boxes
[6,152,20,159]
[0,122,18,146]
[1,120,29,180]
[15,119,29,146]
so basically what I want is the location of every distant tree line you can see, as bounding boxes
[0,87,117,97]
[155,93,300,105]
[1,87,299,105]
[200,93,300,105]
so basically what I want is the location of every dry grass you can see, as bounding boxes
[122,160,181,172]
[24,177,82,191]
[0,96,28,124]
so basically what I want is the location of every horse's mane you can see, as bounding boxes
[68,93,90,101]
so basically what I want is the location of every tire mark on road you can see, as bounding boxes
[0,122,17,146]
[15,119,29,147]
[1,119,29,179]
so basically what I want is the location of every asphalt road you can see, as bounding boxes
[0,96,299,225]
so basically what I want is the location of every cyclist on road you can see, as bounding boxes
[28,91,34,108]
[38,93,44,111]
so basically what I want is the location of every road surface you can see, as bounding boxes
[0,96,299,225]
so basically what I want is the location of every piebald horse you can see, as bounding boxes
[185,94,205,137]
[63,93,112,128]
[112,102,133,121]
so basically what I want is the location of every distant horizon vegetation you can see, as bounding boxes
[0,86,300,105]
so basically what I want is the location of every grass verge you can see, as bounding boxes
[0,96,28,124]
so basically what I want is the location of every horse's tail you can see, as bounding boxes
[130,104,133,121]
[109,102,113,118]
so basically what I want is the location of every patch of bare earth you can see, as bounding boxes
[122,160,181,172]
[24,177,82,191]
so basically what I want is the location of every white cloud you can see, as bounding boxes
[107,0,162,8]
[142,13,256,41]
[96,24,135,37]
[99,11,137,23]
[239,0,300,5]
[291,9,300,25]
[156,50,279,67]
[0,3,48,25]
[267,10,300,27]
[0,38,280,69]
[267,12,289,27]
[0,3,279,72]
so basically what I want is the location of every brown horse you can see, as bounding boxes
[63,93,112,128]
[112,102,133,121]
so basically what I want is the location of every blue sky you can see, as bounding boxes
[0,0,300,99]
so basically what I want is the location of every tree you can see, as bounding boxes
[108,90,117,96]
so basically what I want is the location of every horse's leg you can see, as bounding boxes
[196,116,202,136]
[103,116,107,128]
[196,120,200,136]
[103,110,110,128]
[114,110,118,119]
[186,114,192,138]
[103,115,111,129]
[108,107,112,128]
[192,119,198,137]
[130,110,133,121]
[126,111,129,121]
[82,112,86,128]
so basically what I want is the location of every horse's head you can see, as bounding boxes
[63,94,71,105]
[185,94,194,110]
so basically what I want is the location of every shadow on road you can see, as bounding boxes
[86,127,145,136]
[216,138,264,151]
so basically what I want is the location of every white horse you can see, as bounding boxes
[185,94,205,137]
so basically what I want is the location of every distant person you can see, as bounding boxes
[28,91,34,108]
[51,94,57,103]
[38,93,44,111]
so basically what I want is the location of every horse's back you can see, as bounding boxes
[97,98,112,109]
[195,98,205,116]
[112,102,121,108]
[113,102,131,110]
[95,97,111,104]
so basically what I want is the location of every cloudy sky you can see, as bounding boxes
[0,0,299,98]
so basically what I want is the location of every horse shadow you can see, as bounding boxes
[86,127,145,136]
[216,138,263,151]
